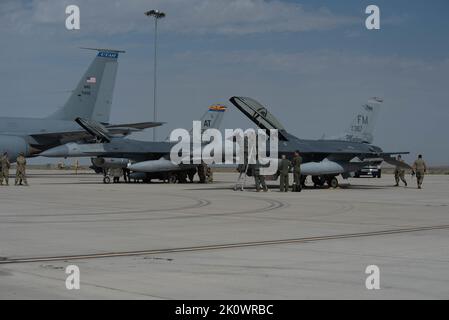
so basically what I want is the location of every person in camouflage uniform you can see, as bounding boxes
[197,162,206,183]
[206,166,214,184]
[394,155,408,187]
[111,167,122,183]
[412,154,427,189]
[15,152,28,186]
[1,152,11,186]
[278,154,291,192]
[253,161,268,192]
[292,151,303,192]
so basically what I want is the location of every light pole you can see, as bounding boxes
[145,9,166,141]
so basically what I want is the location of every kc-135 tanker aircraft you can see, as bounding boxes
[0,49,160,161]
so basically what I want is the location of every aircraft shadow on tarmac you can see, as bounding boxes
[32,176,391,190]
[185,183,391,191]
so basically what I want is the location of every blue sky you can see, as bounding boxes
[1,0,448,164]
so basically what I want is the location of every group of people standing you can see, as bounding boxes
[252,151,428,192]
[0,152,28,186]
[0,151,430,190]
[278,151,303,192]
[252,150,303,192]
[394,154,428,189]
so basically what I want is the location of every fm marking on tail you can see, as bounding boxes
[321,97,382,144]
[344,97,383,143]
[357,115,369,125]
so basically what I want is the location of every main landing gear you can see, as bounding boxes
[311,175,339,189]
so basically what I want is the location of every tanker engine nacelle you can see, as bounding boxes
[91,157,130,169]
[0,135,29,161]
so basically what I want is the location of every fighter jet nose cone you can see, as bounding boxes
[40,145,69,158]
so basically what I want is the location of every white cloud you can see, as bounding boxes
[0,0,358,36]
[174,49,449,82]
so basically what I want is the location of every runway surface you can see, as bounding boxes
[1,171,448,299]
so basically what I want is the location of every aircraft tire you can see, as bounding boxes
[168,174,177,184]
[328,177,339,189]
[312,176,325,188]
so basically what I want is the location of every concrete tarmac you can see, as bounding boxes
[0,171,448,299]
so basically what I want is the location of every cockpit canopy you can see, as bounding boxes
[229,97,288,140]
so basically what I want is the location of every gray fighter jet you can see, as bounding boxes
[41,105,227,183]
[229,96,410,188]
[0,48,160,161]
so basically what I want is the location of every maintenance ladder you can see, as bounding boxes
[233,143,256,191]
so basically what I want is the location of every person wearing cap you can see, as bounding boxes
[412,154,427,189]
[278,154,291,192]
[394,155,408,187]
[292,151,303,192]
[15,152,28,186]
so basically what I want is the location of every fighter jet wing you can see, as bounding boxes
[30,121,164,146]
[79,119,164,141]
[107,121,164,131]
[361,152,412,169]
[379,152,410,156]
[30,130,98,146]
[381,155,413,169]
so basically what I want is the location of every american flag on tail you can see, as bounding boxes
[86,76,96,84]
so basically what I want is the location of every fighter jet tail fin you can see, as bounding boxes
[340,97,383,144]
[47,48,124,123]
[163,105,227,142]
[188,105,227,136]
[201,105,227,132]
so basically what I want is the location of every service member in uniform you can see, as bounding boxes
[292,151,303,192]
[278,154,291,192]
[1,152,11,186]
[15,152,28,186]
[412,154,427,189]
[394,155,408,187]
[122,168,131,183]
[253,162,268,192]
[206,166,214,184]
[188,168,197,183]
[111,167,122,183]
[197,162,206,183]
[74,160,80,175]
